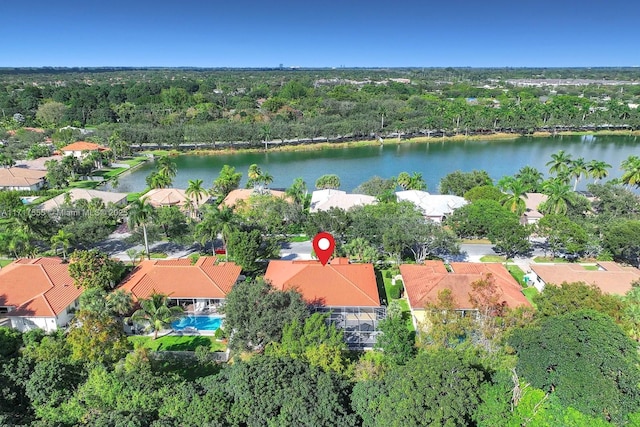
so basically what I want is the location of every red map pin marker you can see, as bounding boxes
[312,232,335,266]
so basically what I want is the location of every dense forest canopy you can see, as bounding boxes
[1,67,640,154]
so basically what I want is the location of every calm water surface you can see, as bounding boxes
[115,135,640,194]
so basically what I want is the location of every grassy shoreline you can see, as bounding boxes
[140,129,640,157]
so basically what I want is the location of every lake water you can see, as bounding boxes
[114,135,640,194]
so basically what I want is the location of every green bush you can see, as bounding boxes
[384,270,392,278]
[214,327,226,340]
[389,284,402,300]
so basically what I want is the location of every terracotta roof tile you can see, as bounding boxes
[60,141,109,152]
[118,256,241,300]
[264,260,381,307]
[401,261,530,310]
[0,258,83,317]
[530,262,640,295]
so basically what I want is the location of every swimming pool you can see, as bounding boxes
[171,315,223,331]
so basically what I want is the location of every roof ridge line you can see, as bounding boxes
[330,264,379,305]
[38,264,58,316]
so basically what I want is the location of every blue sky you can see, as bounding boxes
[2,0,639,67]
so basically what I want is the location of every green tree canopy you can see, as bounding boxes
[222,278,310,352]
[68,249,125,290]
[353,349,488,427]
[509,309,640,424]
[439,170,492,196]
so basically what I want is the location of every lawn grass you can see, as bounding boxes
[129,335,226,352]
[288,235,309,243]
[68,180,100,189]
[378,268,414,332]
[582,265,599,271]
[522,287,538,308]
[149,252,168,259]
[121,157,149,167]
[506,264,526,285]
[480,255,507,263]
[461,238,492,244]
[0,259,14,267]
[533,256,568,263]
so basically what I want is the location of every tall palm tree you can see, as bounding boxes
[514,166,544,192]
[587,160,611,184]
[128,293,183,339]
[260,172,274,191]
[128,197,156,260]
[546,150,573,177]
[541,179,575,215]
[146,171,172,189]
[50,229,73,260]
[286,177,308,206]
[195,205,238,258]
[186,179,207,211]
[156,156,177,181]
[568,157,589,191]
[500,179,528,216]
[621,155,640,188]
[247,163,263,191]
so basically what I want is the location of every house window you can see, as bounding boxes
[0,307,9,314]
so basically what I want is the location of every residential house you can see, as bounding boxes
[521,192,548,225]
[309,189,377,213]
[529,262,640,295]
[119,256,242,313]
[395,190,467,222]
[60,141,109,159]
[0,167,47,190]
[400,261,530,329]
[221,188,290,210]
[264,258,386,349]
[0,258,83,332]
[142,188,210,215]
[38,188,128,211]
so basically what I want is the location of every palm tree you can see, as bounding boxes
[260,172,274,191]
[541,179,575,215]
[621,155,640,188]
[128,197,156,260]
[195,205,238,258]
[128,293,183,339]
[396,172,412,190]
[546,150,573,177]
[50,229,73,260]
[146,171,172,189]
[500,179,528,216]
[247,163,263,191]
[568,157,589,191]
[156,156,177,181]
[106,289,134,317]
[186,179,207,211]
[286,177,308,206]
[587,160,611,184]
[514,166,544,192]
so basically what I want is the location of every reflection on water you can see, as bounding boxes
[114,135,640,194]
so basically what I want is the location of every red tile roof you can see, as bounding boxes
[60,141,109,152]
[264,258,381,307]
[0,258,82,317]
[118,256,242,300]
[400,261,530,310]
[530,262,640,295]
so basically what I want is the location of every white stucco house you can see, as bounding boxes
[0,258,83,332]
[0,167,47,191]
[310,189,377,213]
[395,190,467,222]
